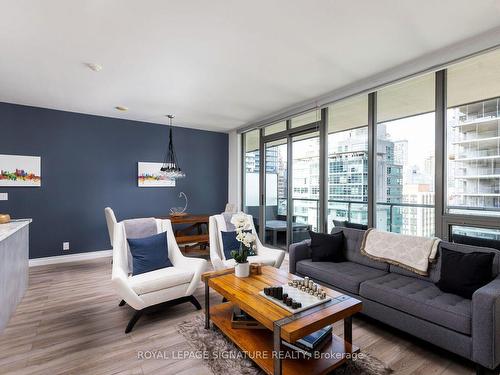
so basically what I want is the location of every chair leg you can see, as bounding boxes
[119,300,126,307]
[189,295,202,310]
[125,310,143,334]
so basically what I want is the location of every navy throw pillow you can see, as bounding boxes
[127,231,172,276]
[436,248,494,299]
[309,230,345,262]
[344,221,368,230]
[221,230,253,260]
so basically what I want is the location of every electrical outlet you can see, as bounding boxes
[63,242,70,251]
[0,193,8,201]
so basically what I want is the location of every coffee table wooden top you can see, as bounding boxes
[202,266,362,343]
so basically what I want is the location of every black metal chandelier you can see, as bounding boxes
[160,114,186,179]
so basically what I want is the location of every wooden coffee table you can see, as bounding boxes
[201,266,362,375]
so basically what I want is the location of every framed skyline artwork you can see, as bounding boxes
[0,154,41,187]
[137,162,175,187]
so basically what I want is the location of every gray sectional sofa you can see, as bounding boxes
[289,227,500,374]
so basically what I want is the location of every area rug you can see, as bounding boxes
[177,315,392,375]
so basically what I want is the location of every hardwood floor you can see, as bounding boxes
[0,256,475,375]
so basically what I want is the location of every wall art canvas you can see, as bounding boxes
[137,162,175,187]
[0,154,41,187]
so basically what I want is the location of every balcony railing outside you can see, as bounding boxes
[268,199,500,239]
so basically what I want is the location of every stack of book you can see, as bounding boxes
[231,306,265,329]
[282,325,332,357]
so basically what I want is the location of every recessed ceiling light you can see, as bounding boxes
[85,63,103,72]
[115,106,128,111]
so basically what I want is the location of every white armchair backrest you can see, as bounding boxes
[112,222,129,280]
[112,218,185,279]
[104,207,118,247]
[209,213,262,262]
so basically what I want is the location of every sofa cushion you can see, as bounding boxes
[360,273,471,335]
[296,259,388,294]
[389,263,439,283]
[128,267,193,295]
[331,227,389,271]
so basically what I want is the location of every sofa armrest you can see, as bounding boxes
[288,239,311,274]
[472,276,500,369]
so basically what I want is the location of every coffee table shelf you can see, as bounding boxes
[210,302,359,375]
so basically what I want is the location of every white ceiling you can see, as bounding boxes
[1,0,500,132]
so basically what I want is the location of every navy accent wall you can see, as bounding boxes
[0,102,228,259]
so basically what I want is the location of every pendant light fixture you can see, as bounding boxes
[160,114,186,179]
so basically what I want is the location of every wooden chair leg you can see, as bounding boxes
[125,310,143,334]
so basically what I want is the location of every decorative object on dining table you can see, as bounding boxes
[137,162,175,187]
[160,114,186,179]
[170,191,188,217]
[260,277,331,313]
[0,154,41,187]
[230,212,257,278]
[0,214,11,224]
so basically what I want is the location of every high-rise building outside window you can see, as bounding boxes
[447,49,500,217]
[327,94,369,232]
[376,73,436,237]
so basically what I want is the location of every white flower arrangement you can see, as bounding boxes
[230,212,257,263]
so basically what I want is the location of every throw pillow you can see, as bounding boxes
[221,230,253,260]
[345,222,368,230]
[309,230,345,262]
[127,231,172,276]
[436,248,494,299]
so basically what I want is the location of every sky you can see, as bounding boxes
[382,112,435,170]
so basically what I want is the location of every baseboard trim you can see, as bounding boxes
[29,250,112,267]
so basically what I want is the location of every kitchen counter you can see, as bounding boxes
[0,219,32,242]
[0,218,31,333]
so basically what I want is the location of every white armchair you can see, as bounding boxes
[209,213,285,271]
[111,218,207,333]
[104,207,117,247]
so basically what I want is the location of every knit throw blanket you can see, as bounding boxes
[360,228,440,276]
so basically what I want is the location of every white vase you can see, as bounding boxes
[235,262,250,278]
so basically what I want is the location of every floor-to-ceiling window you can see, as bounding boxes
[376,73,435,236]
[444,48,500,248]
[242,48,500,244]
[242,129,260,219]
[327,94,369,232]
[446,49,500,218]
[263,138,288,248]
[291,131,320,242]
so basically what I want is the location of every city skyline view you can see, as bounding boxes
[243,49,500,246]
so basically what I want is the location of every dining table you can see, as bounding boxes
[156,214,210,253]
